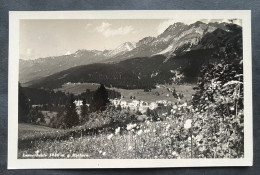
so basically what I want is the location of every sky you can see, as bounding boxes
[19,19,241,60]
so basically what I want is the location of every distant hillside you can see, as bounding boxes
[28,23,242,90]
[29,49,216,90]
[19,50,109,84]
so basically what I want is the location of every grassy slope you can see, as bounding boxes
[54,83,100,95]
[110,84,195,103]
[18,123,61,140]
[54,83,196,103]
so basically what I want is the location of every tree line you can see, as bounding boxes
[19,84,119,128]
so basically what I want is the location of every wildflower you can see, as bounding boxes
[187,105,193,110]
[184,119,192,129]
[127,123,137,130]
[128,146,132,150]
[137,130,143,135]
[107,134,114,140]
[115,127,120,135]
[144,129,150,133]
[166,124,171,131]
[172,151,177,156]
[102,152,106,156]
[35,150,40,155]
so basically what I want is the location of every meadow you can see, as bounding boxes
[18,100,243,159]
[55,83,195,103]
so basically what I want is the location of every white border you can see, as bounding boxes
[8,10,253,169]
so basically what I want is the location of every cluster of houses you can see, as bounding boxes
[72,98,175,115]
[110,99,175,114]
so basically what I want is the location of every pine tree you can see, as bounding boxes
[146,107,152,117]
[90,84,109,112]
[81,99,88,123]
[18,83,30,123]
[64,94,79,128]
[116,104,122,111]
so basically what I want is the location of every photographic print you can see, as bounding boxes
[8,10,252,168]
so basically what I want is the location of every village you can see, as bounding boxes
[73,97,188,115]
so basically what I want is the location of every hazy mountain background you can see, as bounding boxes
[20,21,242,89]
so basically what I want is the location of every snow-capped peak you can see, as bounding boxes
[65,51,71,55]
[108,42,136,57]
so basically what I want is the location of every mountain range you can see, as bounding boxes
[20,21,242,88]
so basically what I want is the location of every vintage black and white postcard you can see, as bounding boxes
[8,10,252,169]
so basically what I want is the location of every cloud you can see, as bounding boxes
[96,22,111,32]
[26,48,33,55]
[84,23,92,30]
[96,22,134,37]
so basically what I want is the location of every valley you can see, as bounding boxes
[18,20,244,159]
[55,82,195,104]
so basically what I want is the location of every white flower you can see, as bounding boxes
[172,151,177,156]
[99,150,102,154]
[115,127,120,135]
[182,102,187,107]
[127,123,137,130]
[107,134,114,140]
[188,137,191,141]
[102,152,106,156]
[166,124,171,131]
[128,146,132,150]
[137,130,143,135]
[144,129,150,133]
[184,119,192,129]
